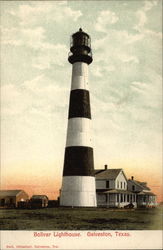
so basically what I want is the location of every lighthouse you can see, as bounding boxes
[60,28,97,207]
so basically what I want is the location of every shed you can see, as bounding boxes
[0,190,29,208]
[30,195,48,208]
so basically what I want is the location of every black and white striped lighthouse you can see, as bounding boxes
[60,28,97,207]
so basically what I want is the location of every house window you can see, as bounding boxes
[127,194,129,202]
[117,194,119,202]
[124,182,126,189]
[121,182,123,189]
[121,194,123,202]
[106,181,110,188]
[132,185,135,191]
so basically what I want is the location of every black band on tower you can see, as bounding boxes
[63,146,94,176]
[68,89,91,119]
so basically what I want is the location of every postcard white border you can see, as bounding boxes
[0,230,162,250]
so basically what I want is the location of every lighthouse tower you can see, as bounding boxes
[60,28,97,207]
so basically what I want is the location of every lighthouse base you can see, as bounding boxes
[60,176,97,207]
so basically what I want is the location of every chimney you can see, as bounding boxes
[131,176,134,180]
[104,164,108,170]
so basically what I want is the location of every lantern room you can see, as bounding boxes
[68,28,93,64]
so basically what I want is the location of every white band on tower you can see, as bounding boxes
[66,117,92,147]
[71,62,89,91]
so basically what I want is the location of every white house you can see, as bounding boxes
[95,165,137,208]
[128,177,157,208]
[95,166,157,208]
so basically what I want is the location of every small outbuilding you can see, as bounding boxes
[0,190,29,208]
[30,195,48,208]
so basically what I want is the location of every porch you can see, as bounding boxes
[137,192,157,208]
[97,190,137,208]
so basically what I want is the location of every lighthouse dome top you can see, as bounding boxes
[72,28,90,38]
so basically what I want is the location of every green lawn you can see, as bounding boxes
[0,207,162,230]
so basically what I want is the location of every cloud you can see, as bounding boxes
[134,1,158,32]
[92,7,161,138]
[143,1,158,11]
[8,2,82,26]
[32,43,68,69]
[117,54,139,63]
[1,26,68,69]
[1,84,25,115]
[1,26,45,48]
[95,10,119,32]
[92,72,162,166]
[93,30,143,50]
[135,10,147,30]
[2,2,82,69]
[130,78,162,110]
[1,74,69,117]
[1,73,69,165]
[90,64,116,78]
[91,29,142,81]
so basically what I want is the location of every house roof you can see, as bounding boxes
[31,195,48,199]
[137,191,156,196]
[0,190,23,197]
[104,189,133,194]
[137,181,150,190]
[128,179,150,191]
[94,169,122,179]
[97,189,133,194]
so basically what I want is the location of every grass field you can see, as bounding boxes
[0,207,162,230]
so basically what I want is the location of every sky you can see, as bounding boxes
[0,0,162,201]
